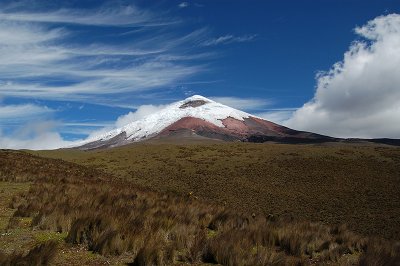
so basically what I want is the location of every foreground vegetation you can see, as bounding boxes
[0,148,399,265]
[36,142,400,240]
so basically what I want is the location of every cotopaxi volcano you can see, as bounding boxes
[76,95,331,149]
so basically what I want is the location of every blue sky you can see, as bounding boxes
[0,0,399,149]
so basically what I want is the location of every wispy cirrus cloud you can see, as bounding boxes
[201,34,257,46]
[178,2,189,9]
[0,1,260,149]
[0,4,210,107]
[0,5,175,27]
[0,62,202,100]
[0,22,65,45]
[0,104,54,123]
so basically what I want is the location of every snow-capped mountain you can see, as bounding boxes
[76,95,330,149]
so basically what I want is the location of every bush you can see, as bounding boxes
[0,240,58,266]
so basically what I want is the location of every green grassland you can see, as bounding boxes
[34,142,400,240]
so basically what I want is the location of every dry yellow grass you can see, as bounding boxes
[3,149,400,265]
[34,142,400,240]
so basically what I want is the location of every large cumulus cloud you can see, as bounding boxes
[286,14,400,138]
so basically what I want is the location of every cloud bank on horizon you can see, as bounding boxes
[284,14,400,139]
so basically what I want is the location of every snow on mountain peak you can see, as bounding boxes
[182,95,214,103]
[77,95,253,146]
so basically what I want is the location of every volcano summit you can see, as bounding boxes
[76,95,331,149]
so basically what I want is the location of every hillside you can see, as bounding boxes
[1,148,399,265]
[35,142,400,241]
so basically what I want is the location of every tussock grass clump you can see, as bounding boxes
[0,240,58,266]
[358,239,400,265]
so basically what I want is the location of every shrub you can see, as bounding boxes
[0,240,58,266]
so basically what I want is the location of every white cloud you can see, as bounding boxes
[0,6,173,27]
[0,63,202,100]
[0,21,65,45]
[0,3,262,149]
[0,5,208,107]
[81,104,167,141]
[0,1,214,150]
[256,110,295,125]
[0,132,72,150]
[0,103,70,150]
[210,96,271,110]
[115,104,167,127]
[0,121,77,150]
[286,14,400,138]
[202,34,257,46]
[0,104,53,120]
[60,121,115,137]
[178,2,189,8]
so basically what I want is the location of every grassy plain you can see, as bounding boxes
[0,142,399,265]
[35,142,400,240]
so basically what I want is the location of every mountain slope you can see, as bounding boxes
[76,95,331,149]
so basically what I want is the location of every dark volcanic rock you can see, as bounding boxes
[179,100,208,109]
